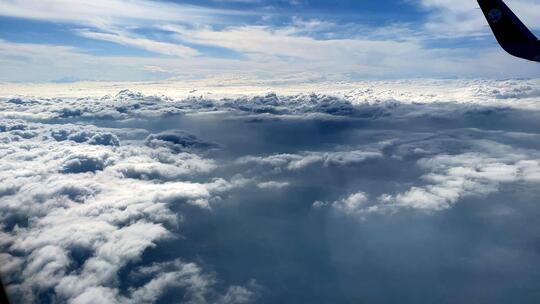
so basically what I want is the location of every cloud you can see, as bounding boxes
[1,79,540,302]
[314,192,370,215]
[110,152,216,181]
[76,29,199,58]
[2,14,540,83]
[1,0,540,82]
[416,0,540,37]
[237,150,382,171]
[129,260,213,303]
[51,127,119,147]
[163,23,540,78]
[0,253,23,284]
[0,118,252,303]
[129,259,258,304]
[385,150,540,211]
[257,181,289,189]
[145,130,219,153]
[2,78,540,133]
[318,139,540,217]
[0,40,258,83]
[59,152,113,174]
[0,0,241,27]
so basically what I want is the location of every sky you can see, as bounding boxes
[0,0,540,83]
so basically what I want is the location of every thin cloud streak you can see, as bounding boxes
[76,29,199,58]
[0,0,247,27]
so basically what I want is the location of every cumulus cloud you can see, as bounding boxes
[59,152,113,174]
[3,79,540,121]
[145,130,219,153]
[319,139,540,217]
[385,149,540,211]
[128,259,258,304]
[110,151,216,181]
[314,192,371,215]
[0,118,252,303]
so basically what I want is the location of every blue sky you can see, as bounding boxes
[0,0,539,82]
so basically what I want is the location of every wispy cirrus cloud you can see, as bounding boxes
[0,0,245,27]
[76,29,199,58]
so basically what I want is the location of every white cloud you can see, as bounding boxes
[0,119,251,303]
[76,29,199,58]
[237,150,382,171]
[321,142,540,217]
[0,0,241,27]
[164,23,540,78]
[314,192,379,219]
[331,192,370,215]
[387,150,540,211]
[129,260,213,303]
[416,0,540,37]
[217,284,258,304]
[0,39,260,83]
[2,17,540,82]
[257,181,289,189]
[129,259,258,304]
[145,130,219,153]
[3,78,540,122]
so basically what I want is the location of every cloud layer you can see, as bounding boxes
[1,79,540,303]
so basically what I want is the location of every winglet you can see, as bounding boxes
[478,0,540,62]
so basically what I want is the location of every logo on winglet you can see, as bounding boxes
[488,9,503,23]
